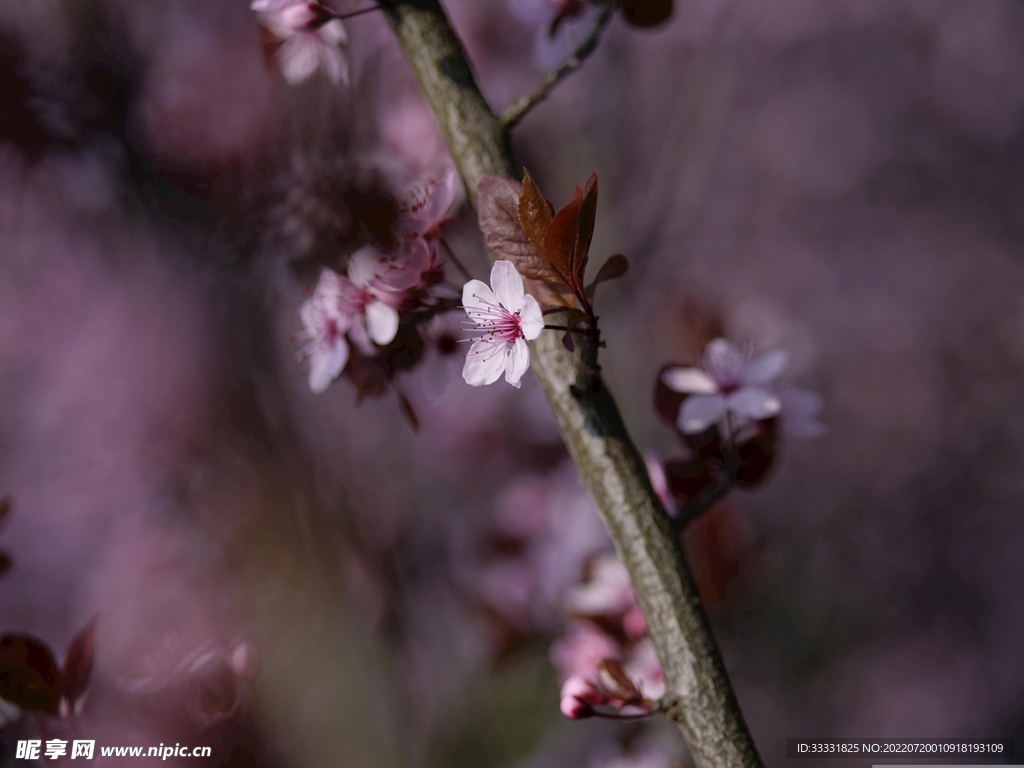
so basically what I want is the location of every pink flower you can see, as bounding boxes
[338,247,403,353]
[461,260,544,388]
[298,269,351,393]
[564,553,636,617]
[398,168,461,245]
[559,675,606,718]
[661,338,787,435]
[550,621,620,682]
[252,1,349,86]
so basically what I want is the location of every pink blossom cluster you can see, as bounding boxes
[297,171,460,395]
[252,1,351,86]
[552,553,665,719]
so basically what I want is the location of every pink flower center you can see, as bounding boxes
[469,294,525,344]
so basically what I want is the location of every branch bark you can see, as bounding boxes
[379,3,764,766]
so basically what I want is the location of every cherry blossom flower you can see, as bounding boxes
[550,620,621,682]
[252,0,349,86]
[338,246,404,353]
[559,675,606,718]
[461,260,544,388]
[661,338,788,435]
[398,168,460,247]
[298,268,351,394]
[565,553,635,617]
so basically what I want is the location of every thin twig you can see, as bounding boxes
[332,4,382,22]
[499,3,616,131]
[439,237,474,282]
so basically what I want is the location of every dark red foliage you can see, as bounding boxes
[0,634,63,714]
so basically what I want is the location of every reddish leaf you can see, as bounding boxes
[596,658,641,703]
[663,457,718,507]
[621,0,674,28]
[542,193,583,286]
[0,634,62,714]
[478,176,563,283]
[572,173,599,284]
[586,253,629,299]
[562,331,575,352]
[62,617,98,712]
[518,170,554,259]
[0,496,10,528]
[0,551,9,577]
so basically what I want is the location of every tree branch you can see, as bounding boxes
[499,3,616,131]
[378,2,764,766]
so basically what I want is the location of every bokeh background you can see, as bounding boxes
[1,0,1024,766]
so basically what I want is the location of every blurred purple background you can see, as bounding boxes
[1,0,1024,766]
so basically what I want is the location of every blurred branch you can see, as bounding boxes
[500,3,616,131]
[378,2,764,767]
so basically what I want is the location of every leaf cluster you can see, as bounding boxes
[477,170,628,349]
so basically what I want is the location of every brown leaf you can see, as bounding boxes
[561,331,575,352]
[518,170,554,261]
[478,175,563,283]
[573,172,599,284]
[621,0,674,28]
[596,658,641,703]
[62,616,98,712]
[586,253,629,299]
[0,496,10,528]
[543,192,583,286]
[0,634,62,714]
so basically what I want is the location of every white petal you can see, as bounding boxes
[678,394,726,433]
[347,321,374,355]
[727,387,781,420]
[462,279,499,324]
[365,301,399,346]
[423,168,459,223]
[504,338,530,388]
[518,294,544,340]
[661,367,718,394]
[308,337,349,393]
[705,337,742,372]
[463,339,508,386]
[743,350,788,385]
[318,18,348,46]
[278,36,320,84]
[347,246,381,288]
[490,260,525,311]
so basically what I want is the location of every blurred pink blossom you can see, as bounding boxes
[298,268,352,393]
[252,0,349,85]
[550,620,620,682]
[662,338,787,434]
